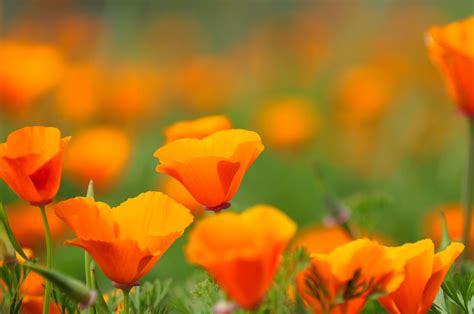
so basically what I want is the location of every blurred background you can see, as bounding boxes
[0,0,472,289]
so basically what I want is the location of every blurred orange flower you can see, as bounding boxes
[154,129,264,210]
[65,127,131,190]
[0,126,70,206]
[379,239,464,314]
[54,192,193,286]
[186,205,297,309]
[7,202,65,249]
[164,115,232,143]
[0,41,63,113]
[425,204,474,259]
[293,225,351,254]
[56,62,101,122]
[296,239,404,314]
[175,56,234,111]
[257,98,319,151]
[335,64,394,127]
[160,177,204,217]
[20,271,60,314]
[102,64,161,122]
[426,16,474,116]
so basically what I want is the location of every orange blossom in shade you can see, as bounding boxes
[154,129,264,211]
[296,239,405,314]
[257,98,319,151]
[186,205,297,310]
[425,204,474,259]
[378,240,464,314]
[54,191,193,287]
[426,16,474,116]
[0,41,63,112]
[7,202,65,249]
[65,127,131,190]
[293,225,352,254]
[160,177,204,217]
[163,115,232,143]
[20,271,60,314]
[0,126,70,206]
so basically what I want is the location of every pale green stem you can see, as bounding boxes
[123,288,131,314]
[39,205,52,314]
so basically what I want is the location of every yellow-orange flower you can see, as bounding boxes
[0,41,63,112]
[426,16,474,116]
[0,126,70,206]
[160,177,204,217]
[379,239,464,314]
[54,192,193,286]
[64,127,131,190]
[154,129,264,210]
[7,202,66,249]
[163,115,232,143]
[257,98,319,150]
[425,204,474,259]
[296,239,405,314]
[186,205,297,309]
[293,225,352,254]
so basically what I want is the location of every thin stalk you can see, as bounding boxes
[85,180,95,314]
[122,288,131,314]
[463,118,474,262]
[39,205,52,314]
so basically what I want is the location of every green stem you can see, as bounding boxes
[39,205,52,314]
[122,288,131,314]
[463,118,474,262]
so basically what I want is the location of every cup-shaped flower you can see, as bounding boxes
[378,239,464,314]
[186,205,297,309]
[296,239,405,314]
[54,191,193,287]
[0,126,70,206]
[426,16,474,116]
[154,129,264,210]
[164,115,232,143]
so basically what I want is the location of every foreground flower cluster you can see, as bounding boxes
[0,14,472,314]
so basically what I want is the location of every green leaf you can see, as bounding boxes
[438,210,451,251]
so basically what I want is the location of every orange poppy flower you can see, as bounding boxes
[186,205,297,309]
[160,177,204,217]
[54,191,193,286]
[65,127,131,190]
[7,202,66,249]
[20,271,60,314]
[257,98,319,151]
[0,126,70,206]
[296,239,405,314]
[425,204,474,259]
[0,41,64,113]
[426,16,474,116]
[293,225,352,254]
[154,129,264,210]
[164,115,232,143]
[379,239,464,313]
